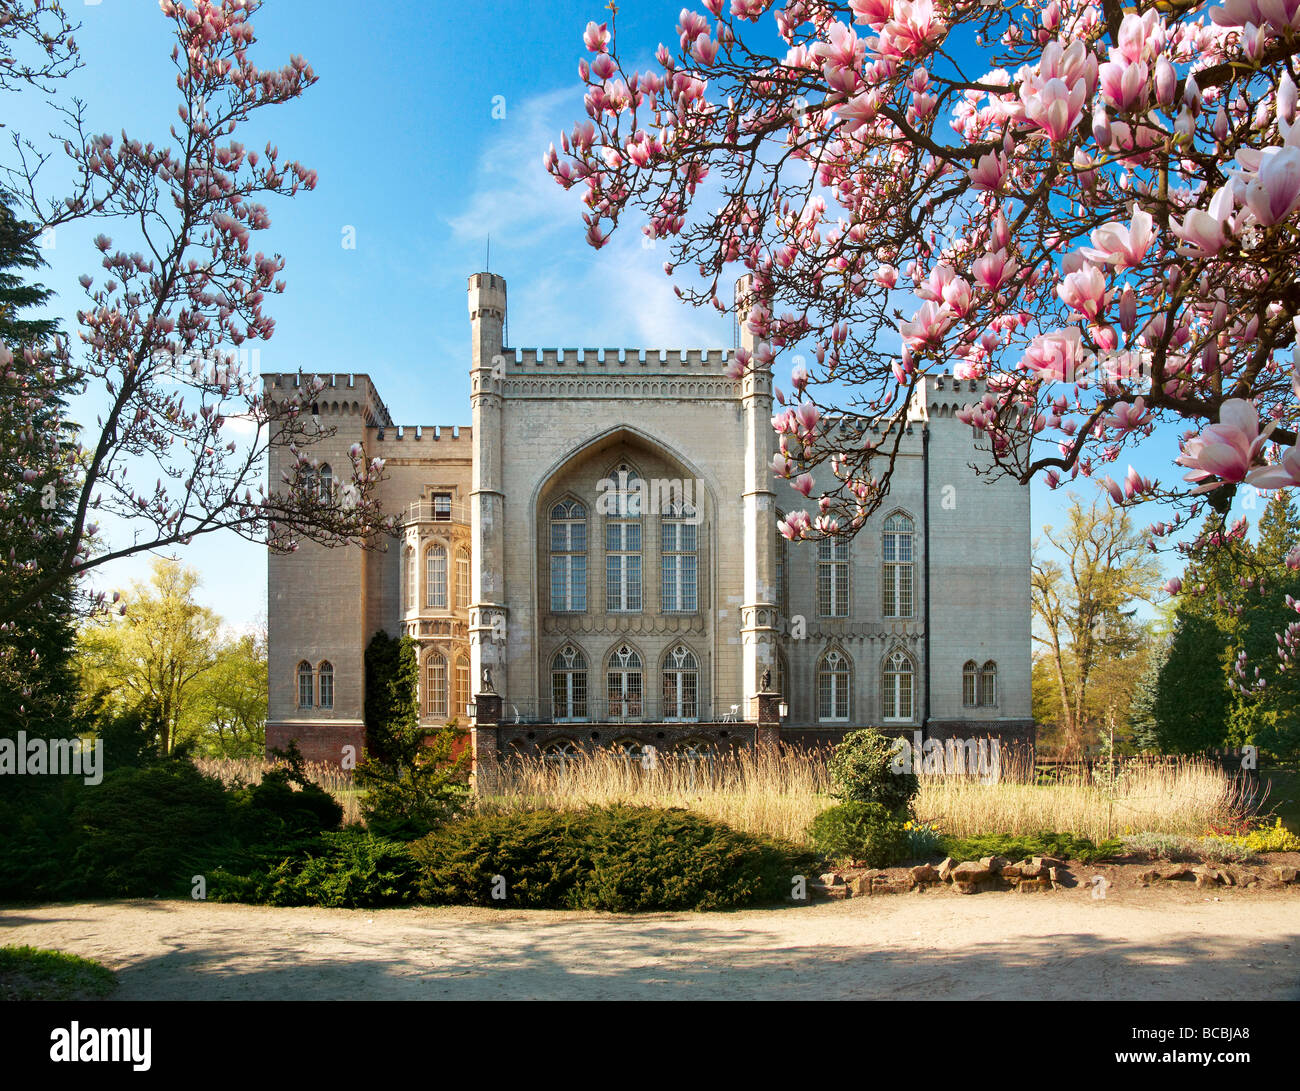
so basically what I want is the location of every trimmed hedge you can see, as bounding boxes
[410,805,817,911]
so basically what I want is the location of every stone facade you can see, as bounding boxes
[265,272,1034,768]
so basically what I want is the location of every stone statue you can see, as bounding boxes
[481,666,495,693]
[761,668,771,692]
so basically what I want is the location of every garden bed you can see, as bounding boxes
[811,851,1300,899]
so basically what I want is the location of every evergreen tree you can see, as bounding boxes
[1128,633,1170,753]
[1152,610,1234,753]
[0,196,80,738]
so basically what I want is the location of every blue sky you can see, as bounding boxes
[8,0,1248,630]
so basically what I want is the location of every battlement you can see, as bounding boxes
[263,372,394,428]
[502,347,733,373]
[926,370,996,418]
[371,424,473,447]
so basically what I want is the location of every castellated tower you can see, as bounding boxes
[921,372,1032,741]
[263,373,393,764]
[467,273,509,764]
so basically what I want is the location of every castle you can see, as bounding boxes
[263,272,1034,775]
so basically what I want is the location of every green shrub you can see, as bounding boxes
[938,831,1123,864]
[808,802,910,867]
[210,830,418,908]
[410,805,815,911]
[1121,832,1256,864]
[827,728,917,815]
[71,759,235,896]
[357,723,470,839]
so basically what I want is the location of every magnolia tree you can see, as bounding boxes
[0,0,391,625]
[548,0,1300,547]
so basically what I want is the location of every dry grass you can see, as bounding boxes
[914,752,1255,842]
[193,757,361,826]
[483,747,1254,847]
[191,748,1255,848]
[482,746,832,845]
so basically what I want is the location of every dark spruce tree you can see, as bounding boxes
[0,196,80,740]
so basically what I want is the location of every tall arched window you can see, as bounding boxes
[818,649,850,722]
[318,661,334,710]
[404,545,416,611]
[455,656,471,718]
[317,463,333,501]
[980,660,998,707]
[883,513,915,619]
[297,660,314,709]
[661,644,699,721]
[962,660,979,707]
[425,543,448,609]
[551,644,589,721]
[775,521,788,611]
[818,537,850,617]
[426,652,448,718]
[550,500,587,612]
[882,649,915,722]
[607,644,643,719]
[456,549,471,609]
[661,505,697,613]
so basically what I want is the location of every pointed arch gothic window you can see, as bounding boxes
[297,660,314,709]
[818,649,850,722]
[661,644,699,721]
[607,644,643,719]
[980,661,998,707]
[551,645,589,722]
[425,543,448,609]
[426,652,448,718]
[318,661,334,710]
[963,660,979,708]
[883,649,915,722]
[883,513,915,619]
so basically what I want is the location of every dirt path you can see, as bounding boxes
[3,886,1298,1000]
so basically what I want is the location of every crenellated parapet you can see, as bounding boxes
[263,372,394,429]
[503,346,733,373]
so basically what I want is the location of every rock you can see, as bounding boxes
[1019,860,1044,878]
[1000,862,1023,879]
[811,882,848,900]
[952,880,979,895]
[819,872,843,886]
[848,876,872,897]
[911,863,940,883]
[937,857,955,881]
[952,861,991,882]
[1019,877,1052,892]
[1272,865,1298,883]
[1194,866,1222,888]
[988,855,1011,875]
[1137,868,1161,884]
[1032,855,1064,868]
[1048,866,1059,882]
[1159,865,1194,881]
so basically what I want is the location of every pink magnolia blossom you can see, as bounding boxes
[898,300,955,348]
[1177,399,1271,490]
[1172,185,1236,258]
[1021,76,1086,142]
[1021,328,1085,383]
[1056,263,1107,320]
[1245,442,1300,489]
[1080,209,1153,268]
[583,21,610,52]
[1165,577,1183,595]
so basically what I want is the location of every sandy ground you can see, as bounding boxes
[2,886,1298,1001]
